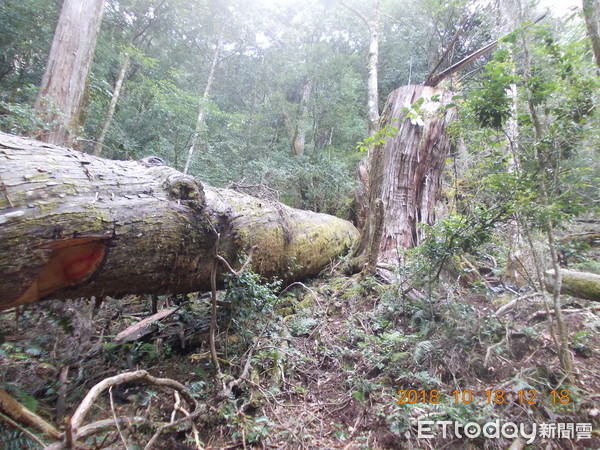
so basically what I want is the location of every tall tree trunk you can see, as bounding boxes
[93,52,131,156]
[34,0,106,148]
[583,0,600,68]
[366,0,380,138]
[0,132,357,310]
[183,26,225,174]
[288,80,313,157]
[358,85,456,262]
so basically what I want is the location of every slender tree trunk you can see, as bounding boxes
[183,26,225,174]
[344,0,380,229]
[341,0,380,137]
[357,85,456,262]
[366,0,380,138]
[516,2,573,372]
[93,52,131,156]
[0,131,357,310]
[34,0,106,148]
[583,0,600,68]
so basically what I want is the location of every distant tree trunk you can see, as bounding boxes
[341,0,380,137]
[583,0,600,68]
[93,52,131,156]
[0,132,358,310]
[357,85,456,263]
[34,0,106,148]
[343,0,380,229]
[91,0,167,156]
[183,26,225,174]
[286,80,313,157]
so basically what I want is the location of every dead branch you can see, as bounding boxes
[529,305,600,322]
[143,407,208,450]
[69,370,198,444]
[76,417,168,440]
[0,388,61,440]
[0,411,48,447]
[426,12,548,87]
[109,386,129,449]
[492,293,543,317]
[484,324,510,370]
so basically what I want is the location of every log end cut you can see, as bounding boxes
[4,238,108,309]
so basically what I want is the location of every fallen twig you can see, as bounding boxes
[0,411,48,447]
[493,293,543,317]
[109,386,130,449]
[76,416,167,440]
[143,407,207,450]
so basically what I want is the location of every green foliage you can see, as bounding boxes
[222,405,274,444]
[571,330,593,357]
[0,424,43,450]
[466,49,518,129]
[452,19,599,248]
[356,122,399,152]
[224,262,281,341]
[0,91,46,136]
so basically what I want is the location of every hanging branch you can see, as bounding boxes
[425,11,548,87]
[424,13,477,86]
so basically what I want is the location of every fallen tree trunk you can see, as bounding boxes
[545,269,600,301]
[0,132,358,310]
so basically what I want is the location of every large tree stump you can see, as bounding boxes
[0,132,358,310]
[359,85,456,263]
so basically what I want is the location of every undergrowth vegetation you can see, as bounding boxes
[2,225,599,448]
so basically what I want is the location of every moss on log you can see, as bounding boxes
[545,269,600,301]
[0,131,358,310]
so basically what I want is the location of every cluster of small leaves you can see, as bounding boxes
[221,402,274,444]
[355,122,399,152]
[224,263,282,341]
[410,204,510,283]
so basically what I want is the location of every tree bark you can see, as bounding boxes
[341,0,381,138]
[343,0,380,229]
[288,80,313,157]
[583,0,600,68]
[366,0,381,139]
[359,85,456,262]
[0,131,358,311]
[34,0,106,148]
